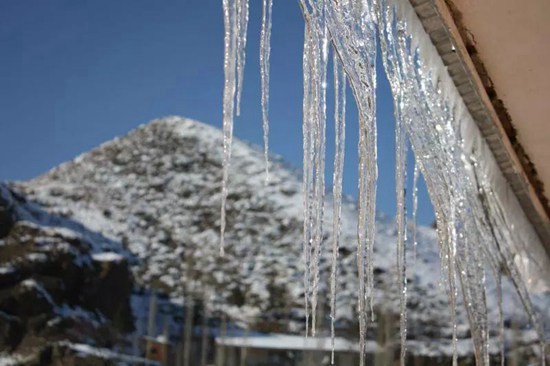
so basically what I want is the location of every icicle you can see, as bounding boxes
[260,0,273,184]
[311,12,328,339]
[411,159,419,262]
[325,1,378,362]
[220,0,238,256]
[235,0,249,116]
[448,241,459,366]
[475,175,546,365]
[381,4,410,356]
[378,1,469,362]
[302,22,313,338]
[356,129,369,366]
[330,54,346,365]
[221,0,249,255]
[219,0,549,364]
[376,2,506,364]
[299,0,329,338]
[377,6,413,362]
[395,85,408,366]
[496,271,505,366]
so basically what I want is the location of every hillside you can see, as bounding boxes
[5,116,548,361]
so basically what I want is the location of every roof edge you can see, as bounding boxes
[409,0,550,252]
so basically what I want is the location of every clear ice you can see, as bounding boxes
[221,0,249,256]
[235,0,249,116]
[330,53,346,365]
[324,0,379,362]
[299,0,329,337]
[221,0,547,365]
[301,20,313,338]
[260,0,273,184]
[411,159,419,262]
[377,0,544,364]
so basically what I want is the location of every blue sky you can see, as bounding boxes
[0,0,434,225]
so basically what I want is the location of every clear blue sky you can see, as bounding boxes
[0,0,434,225]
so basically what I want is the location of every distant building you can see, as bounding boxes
[215,333,361,366]
[144,335,173,365]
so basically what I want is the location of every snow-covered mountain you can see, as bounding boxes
[9,116,549,361]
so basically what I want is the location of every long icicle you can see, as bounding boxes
[446,198,459,366]
[411,158,419,263]
[376,3,412,363]
[377,2,459,364]
[301,21,313,338]
[330,53,346,365]
[260,0,273,184]
[395,94,408,366]
[299,0,329,338]
[324,0,378,361]
[235,0,249,116]
[496,270,505,366]
[220,0,239,256]
[310,9,328,337]
[357,89,377,366]
[218,2,550,365]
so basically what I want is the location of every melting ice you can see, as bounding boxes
[220,0,548,365]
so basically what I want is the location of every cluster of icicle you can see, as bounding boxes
[219,0,546,365]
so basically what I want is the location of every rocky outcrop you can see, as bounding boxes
[0,184,134,361]
[20,342,151,366]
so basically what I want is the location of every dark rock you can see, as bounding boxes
[0,183,135,358]
[0,311,24,352]
[84,256,134,333]
[0,205,14,239]
[0,280,55,318]
[0,266,21,288]
[0,188,15,239]
[23,343,118,366]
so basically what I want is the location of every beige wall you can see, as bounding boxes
[449,0,550,197]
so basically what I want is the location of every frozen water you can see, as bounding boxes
[299,0,329,337]
[221,0,548,364]
[221,0,249,256]
[324,1,379,362]
[221,0,237,256]
[235,0,249,117]
[394,67,408,366]
[411,159,419,262]
[260,0,273,184]
[301,21,313,337]
[376,0,545,364]
[330,54,346,365]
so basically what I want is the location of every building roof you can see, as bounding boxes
[409,0,550,256]
[215,333,361,353]
[215,333,496,357]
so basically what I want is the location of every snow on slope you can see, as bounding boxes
[14,117,548,349]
